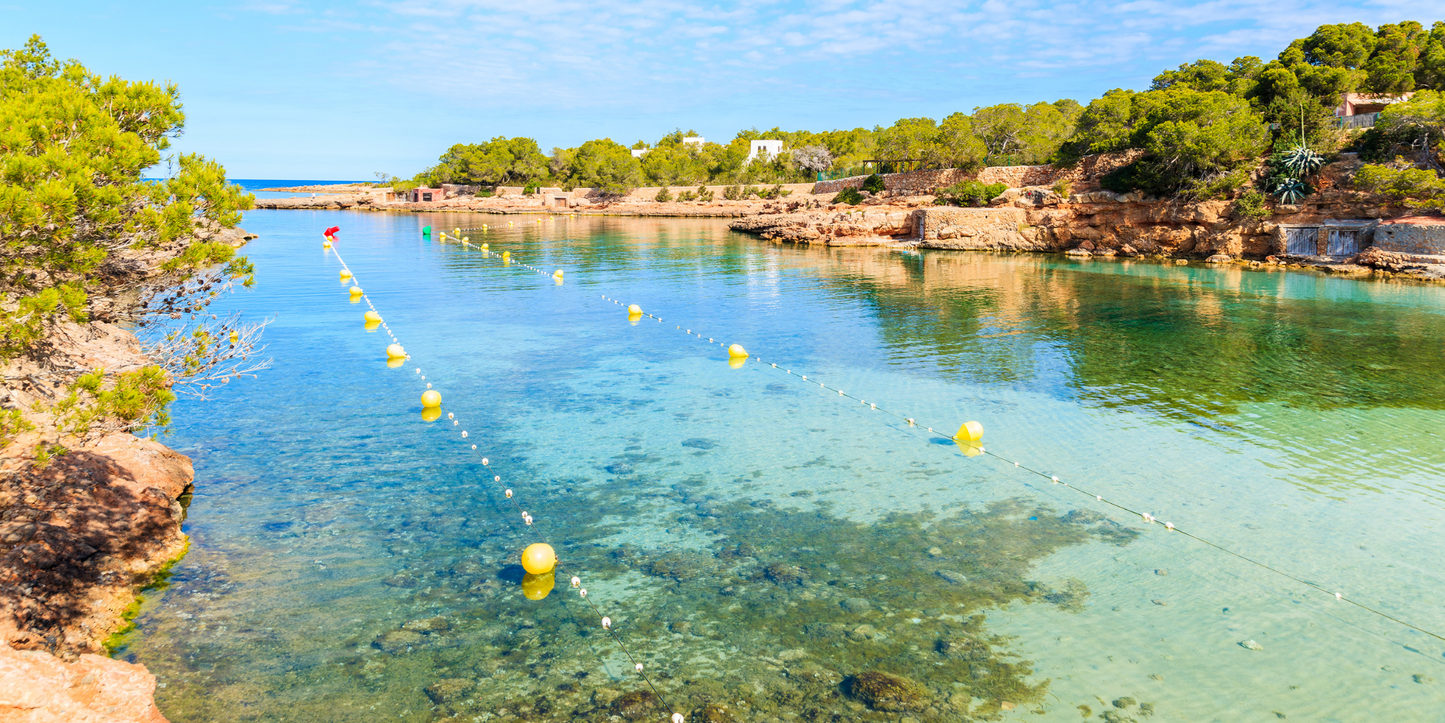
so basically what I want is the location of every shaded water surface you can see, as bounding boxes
[121,212,1445,722]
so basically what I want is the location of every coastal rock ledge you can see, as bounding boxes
[0,643,167,722]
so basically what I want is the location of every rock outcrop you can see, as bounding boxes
[0,643,167,722]
[0,225,250,721]
[729,157,1432,266]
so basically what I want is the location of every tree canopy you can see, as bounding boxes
[398,19,1445,198]
[1,35,253,357]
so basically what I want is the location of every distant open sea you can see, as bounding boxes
[230,179,368,199]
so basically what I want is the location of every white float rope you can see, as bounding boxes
[445,227,1445,649]
[326,238,686,723]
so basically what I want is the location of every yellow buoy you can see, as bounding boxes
[340,269,352,280]
[386,343,406,358]
[954,421,984,442]
[229,331,239,343]
[508,221,514,226]
[349,286,363,296]
[453,227,460,235]
[364,310,382,323]
[502,251,510,258]
[521,543,556,575]
[522,572,554,601]
[386,356,405,368]
[421,406,442,422]
[323,240,332,249]
[553,269,563,277]
[481,243,488,250]
[728,356,746,369]
[440,233,447,240]
[727,344,748,359]
[421,389,441,408]
[627,304,642,315]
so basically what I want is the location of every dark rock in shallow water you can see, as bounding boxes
[1061,509,1108,524]
[844,671,930,711]
[840,597,871,613]
[936,636,990,660]
[681,438,719,449]
[610,689,658,719]
[402,616,449,632]
[692,703,736,722]
[424,678,474,704]
[765,563,805,585]
[605,462,635,475]
[935,569,968,585]
[373,629,424,653]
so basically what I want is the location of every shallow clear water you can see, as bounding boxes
[120,210,1445,722]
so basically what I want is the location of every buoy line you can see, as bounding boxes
[444,224,1445,650]
[323,231,687,723]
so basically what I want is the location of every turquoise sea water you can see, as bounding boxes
[119,210,1445,722]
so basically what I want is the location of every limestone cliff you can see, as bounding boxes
[0,223,256,722]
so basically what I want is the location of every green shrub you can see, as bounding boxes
[1354,163,1445,208]
[1234,189,1270,220]
[523,183,540,195]
[1051,178,1073,198]
[655,186,672,202]
[695,186,714,202]
[677,190,697,201]
[758,184,792,199]
[1182,169,1250,201]
[0,408,33,447]
[861,173,886,193]
[1100,160,1167,195]
[834,187,865,205]
[933,181,1008,207]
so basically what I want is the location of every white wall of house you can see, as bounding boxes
[748,139,783,162]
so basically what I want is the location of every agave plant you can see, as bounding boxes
[1280,144,1326,177]
[1273,177,1308,204]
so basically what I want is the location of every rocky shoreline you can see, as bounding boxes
[0,225,256,722]
[253,167,1445,282]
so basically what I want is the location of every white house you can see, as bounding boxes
[682,136,705,148]
[630,148,649,158]
[748,139,783,162]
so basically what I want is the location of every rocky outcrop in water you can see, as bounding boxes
[0,224,253,721]
[0,643,168,722]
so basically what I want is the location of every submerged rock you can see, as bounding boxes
[373,629,424,653]
[936,636,990,660]
[691,703,736,722]
[610,689,658,720]
[764,563,805,585]
[1239,639,1264,651]
[840,597,871,613]
[425,678,474,704]
[1061,509,1107,524]
[844,671,930,711]
[402,616,450,633]
[935,570,968,585]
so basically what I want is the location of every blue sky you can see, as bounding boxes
[7,1,1442,179]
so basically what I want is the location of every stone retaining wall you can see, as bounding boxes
[1372,217,1445,254]
[912,207,1037,250]
[623,183,817,201]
